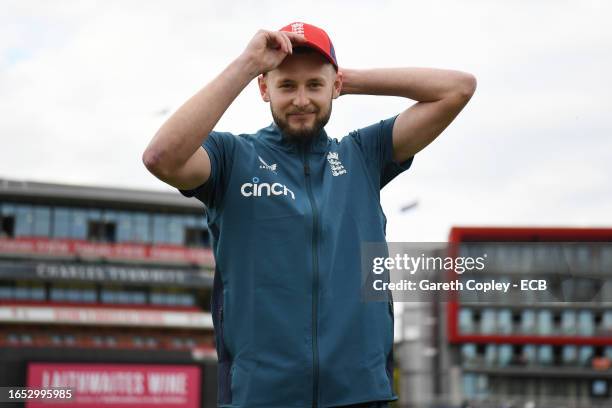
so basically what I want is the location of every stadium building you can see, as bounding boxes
[396,228,612,408]
[4,177,612,408]
[439,227,612,408]
[0,178,217,407]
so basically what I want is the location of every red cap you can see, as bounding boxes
[279,22,338,70]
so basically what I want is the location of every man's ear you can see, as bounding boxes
[332,69,343,99]
[258,74,270,102]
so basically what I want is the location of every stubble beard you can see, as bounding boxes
[271,101,333,145]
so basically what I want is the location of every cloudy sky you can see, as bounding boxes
[1,0,610,241]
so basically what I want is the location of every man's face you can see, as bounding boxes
[259,50,341,143]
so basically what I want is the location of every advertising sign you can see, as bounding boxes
[26,363,201,408]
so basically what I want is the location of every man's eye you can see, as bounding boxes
[309,83,322,88]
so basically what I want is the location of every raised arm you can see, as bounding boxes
[142,30,306,190]
[340,67,477,163]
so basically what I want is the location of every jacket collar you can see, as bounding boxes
[259,122,330,153]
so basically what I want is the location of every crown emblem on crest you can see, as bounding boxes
[326,152,347,177]
[291,22,305,35]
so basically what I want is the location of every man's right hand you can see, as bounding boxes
[143,29,306,195]
[241,29,306,76]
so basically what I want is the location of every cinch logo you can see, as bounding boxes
[240,177,295,200]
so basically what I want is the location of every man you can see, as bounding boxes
[143,22,476,408]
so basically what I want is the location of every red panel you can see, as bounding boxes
[0,237,215,266]
[449,226,612,243]
[0,301,200,312]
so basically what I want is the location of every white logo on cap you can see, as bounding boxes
[291,22,304,35]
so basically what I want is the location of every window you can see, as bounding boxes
[522,345,537,365]
[167,215,184,245]
[1,203,16,238]
[538,345,554,365]
[183,215,209,247]
[15,205,33,236]
[117,212,133,242]
[591,380,609,398]
[30,287,45,300]
[537,310,554,335]
[578,310,594,336]
[497,309,513,334]
[153,215,168,244]
[1,216,15,238]
[462,374,477,399]
[185,227,209,247]
[178,293,195,306]
[50,284,96,303]
[562,345,577,365]
[81,289,96,303]
[52,208,71,238]
[521,309,536,334]
[71,210,87,239]
[131,292,146,304]
[32,206,51,236]
[561,310,577,335]
[132,212,150,243]
[480,309,496,334]
[165,293,178,305]
[498,344,513,367]
[13,282,45,301]
[66,289,81,302]
[113,211,151,244]
[484,344,497,366]
[0,285,13,299]
[56,207,119,242]
[103,210,118,224]
[87,220,116,243]
[579,346,594,367]
[50,288,65,302]
[461,343,477,367]
[150,293,164,305]
[150,289,195,307]
[101,288,146,305]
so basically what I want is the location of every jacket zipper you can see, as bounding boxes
[303,150,320,408]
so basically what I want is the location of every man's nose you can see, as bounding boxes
[292,87,310,108]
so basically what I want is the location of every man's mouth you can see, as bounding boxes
[288,112,315,118]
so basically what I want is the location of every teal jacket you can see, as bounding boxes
[180,115,413,407]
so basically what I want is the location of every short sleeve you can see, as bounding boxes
[350,114,414,189]
[178,131,235,208]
